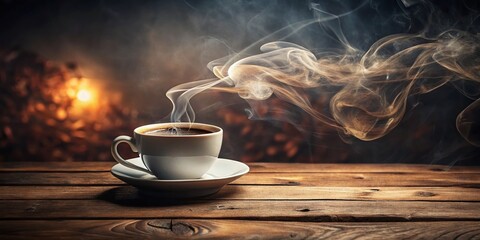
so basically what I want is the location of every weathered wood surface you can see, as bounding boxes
[1,220,479,239]
[1,172,480,187]
[1,161,478,173]
[1,162,479,239]
[1,185,480,201]
[2,199,480,220]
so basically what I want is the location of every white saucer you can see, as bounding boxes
[111,157,249,198]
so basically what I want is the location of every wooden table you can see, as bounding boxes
[0,162,479,239]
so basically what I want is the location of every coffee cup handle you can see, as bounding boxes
[111,135,153,175]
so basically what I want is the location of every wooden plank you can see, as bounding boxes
[1,162,479,173]
[0,162,115,172]
[247,163,480,173]
[0,220,479,239]
[0,172,123,185]
[1,172,479,187]
[1,199,479,221]
[233,172,480,187]
[1,185,480,202]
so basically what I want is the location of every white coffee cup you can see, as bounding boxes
[111,122,223,179]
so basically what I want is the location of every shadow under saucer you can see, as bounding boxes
[96,185,240,207]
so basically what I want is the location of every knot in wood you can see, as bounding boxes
[148,220,208,237]
[171,222,196,236]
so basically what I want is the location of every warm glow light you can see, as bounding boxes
[77,89,92,102]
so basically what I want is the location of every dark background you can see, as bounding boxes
[0,0,479,165]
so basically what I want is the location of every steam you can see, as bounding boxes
[167,30,480,145]
[167,1,480,146]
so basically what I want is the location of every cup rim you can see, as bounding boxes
[134,122,222,138]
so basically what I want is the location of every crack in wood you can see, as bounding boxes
[415,191,438,197]
[430,168,449,172]
[286,181,300,186]
[296,208,311,212]
[147,219,194,236]
[25,203,40,213]
[216,205,239,210]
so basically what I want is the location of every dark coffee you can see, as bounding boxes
[144,127,211,136]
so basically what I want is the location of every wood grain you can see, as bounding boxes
[2,199,479,221]
[1,162,479,239]
[1,185,479,201]
[0,162,115,172]
[1,162,479,173]
[1,172,479,187]
[1,219,479,239]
